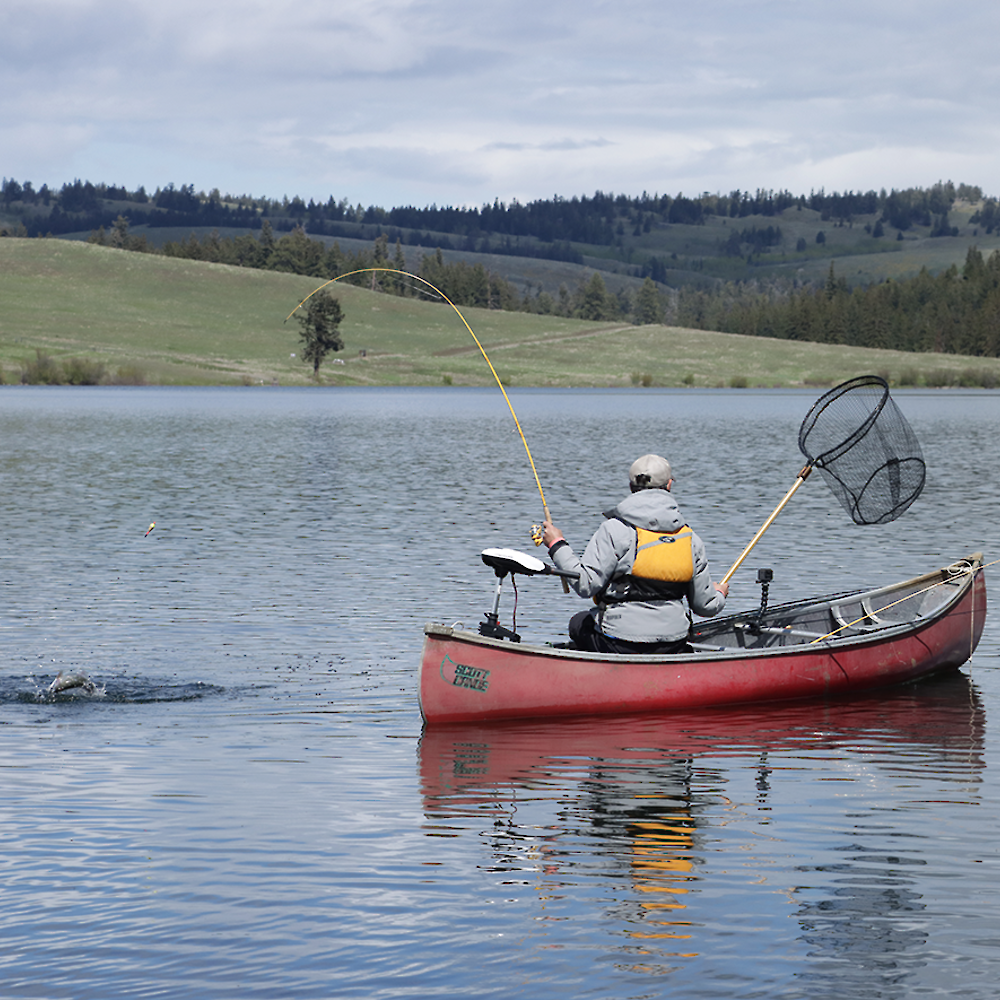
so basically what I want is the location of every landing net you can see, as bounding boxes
[798,375,925,525]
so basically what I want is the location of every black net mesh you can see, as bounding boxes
[798,375,926,525]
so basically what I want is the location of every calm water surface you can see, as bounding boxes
[0,386,998,999]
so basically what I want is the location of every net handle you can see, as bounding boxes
[721,465,812,585]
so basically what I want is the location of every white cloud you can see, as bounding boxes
[2,0,999,205]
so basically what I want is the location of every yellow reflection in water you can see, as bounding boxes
[628,813,698,950]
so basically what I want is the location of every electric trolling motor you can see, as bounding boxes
[477,548,578,643]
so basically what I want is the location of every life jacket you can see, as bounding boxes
[599,524,694,603]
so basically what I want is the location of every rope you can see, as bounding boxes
[286,267,553,521]
[809,556,989,644]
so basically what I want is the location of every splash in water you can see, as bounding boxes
[47,671,102,697]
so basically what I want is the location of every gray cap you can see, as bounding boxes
[629,454,672,489]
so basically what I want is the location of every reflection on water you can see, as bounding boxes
[795,856,927,1000]
[421,673,986,995]
[586,760,699,969]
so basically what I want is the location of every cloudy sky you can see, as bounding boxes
[3,0,998,209]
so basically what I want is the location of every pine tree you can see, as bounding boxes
[392,239,408,294]
[371,234,389,291]
[295,292,344,375]
[577,272,615,320]
[634,278,664,325]
[110,214,130,249]
[256,220,276,267]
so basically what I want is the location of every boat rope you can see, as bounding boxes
[966,556,1000,658]
[809,557,987,644]
[285,267,553,523]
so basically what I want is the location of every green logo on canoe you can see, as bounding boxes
[440,655,490,693]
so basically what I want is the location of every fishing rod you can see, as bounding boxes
[286,268,568,588]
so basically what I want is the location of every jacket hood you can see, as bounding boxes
[603,489,684,532]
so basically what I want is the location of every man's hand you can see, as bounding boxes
[541,519,565,548]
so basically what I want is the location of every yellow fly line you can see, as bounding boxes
[286,267,554,523]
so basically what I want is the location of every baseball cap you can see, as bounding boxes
[629,454,672,489]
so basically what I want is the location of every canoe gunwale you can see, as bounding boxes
[424,553,983,666]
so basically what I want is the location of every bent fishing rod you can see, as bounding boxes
[286,267,569,589]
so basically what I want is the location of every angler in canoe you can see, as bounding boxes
[419,551,986,723]
[541,453,729,656]
[419,377,986,724]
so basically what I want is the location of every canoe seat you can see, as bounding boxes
[831,599,896,632]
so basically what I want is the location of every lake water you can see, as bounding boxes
[0,385,997,999]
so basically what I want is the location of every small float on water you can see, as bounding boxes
[419,550,986,724]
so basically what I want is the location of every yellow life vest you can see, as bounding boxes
[599,525,694,604]
[632,526,695,583]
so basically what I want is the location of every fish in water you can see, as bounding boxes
[47,671,97,695]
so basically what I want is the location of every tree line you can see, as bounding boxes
[4,176,997,254]
[141,221,631,320]
[672,248,1000,357]
[5,177,1000,357]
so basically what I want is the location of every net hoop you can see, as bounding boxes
[723,374,925,580]
[797,374,925,526]
[798,375,889,467]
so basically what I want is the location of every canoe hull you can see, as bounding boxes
[420,559,986,724]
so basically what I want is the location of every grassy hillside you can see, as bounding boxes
[2,238,999,388]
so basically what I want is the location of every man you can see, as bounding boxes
[541,454,729,654]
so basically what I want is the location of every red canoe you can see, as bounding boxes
[419,553,986,724]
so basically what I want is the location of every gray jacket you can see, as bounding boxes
[550,489,726,642]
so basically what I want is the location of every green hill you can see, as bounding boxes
[57,198,1000,300]
[5,179,1000,303]
[2,238,998,388]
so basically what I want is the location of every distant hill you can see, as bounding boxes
[2,177,999,300]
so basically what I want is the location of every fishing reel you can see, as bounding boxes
[531,523,572,592]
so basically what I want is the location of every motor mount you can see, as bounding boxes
[752,567,774,631]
